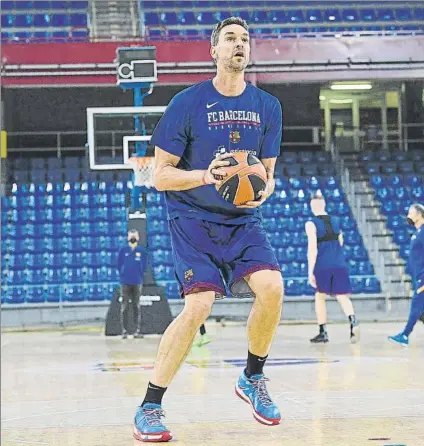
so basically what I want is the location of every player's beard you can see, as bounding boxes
[222,56,248,73]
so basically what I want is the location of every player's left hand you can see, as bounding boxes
[237,178,275,208]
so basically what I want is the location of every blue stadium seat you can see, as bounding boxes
[364,277,381,293]
[185,29,200,40]
[62,284,85,302]
[198,11,216,25]
[33,13,51,26]
[398,161,414,173]
[2,1,14,10]
[165,282,179,299]
[392,228,410,245]
[410,186,424,200]
[179,11,196,25]
[4,287,26,304]
[52,13,68,26]
[25,287,46,303]
[71,1,88,8]
[52,1,68,8]
[405,174,422,187]
[145,12,160,25]
[253,10,269,24]
[70,13,87,26]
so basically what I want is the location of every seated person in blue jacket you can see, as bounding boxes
[117,229,148,339]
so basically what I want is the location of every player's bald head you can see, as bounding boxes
[310,193,326,215]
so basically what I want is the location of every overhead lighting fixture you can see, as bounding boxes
[330,83,372,91]
[330,98,353,104]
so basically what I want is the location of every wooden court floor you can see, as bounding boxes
[2,322,424,446]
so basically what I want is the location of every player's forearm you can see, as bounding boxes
[261,158,276,196]
[154,165,206,191]
[307,247,317,276]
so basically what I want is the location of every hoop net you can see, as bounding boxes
[127,156,154,188]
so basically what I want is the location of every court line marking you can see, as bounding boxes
[3,441,50,445]
[1,405,134,423]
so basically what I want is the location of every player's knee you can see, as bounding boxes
[182,292,214,324]
[257,279,284,307]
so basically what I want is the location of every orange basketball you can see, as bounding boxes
[215,152,267,206]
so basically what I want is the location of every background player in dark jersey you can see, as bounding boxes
[305,194,360,344]
[389,203,424,346]
[133,17,283,442]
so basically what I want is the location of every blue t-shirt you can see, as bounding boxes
[150,79,282,224]
[409,226,424,292]
[312,215,347,271]
[117,245,148,285]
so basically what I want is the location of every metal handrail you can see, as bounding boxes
[4,125,324,156]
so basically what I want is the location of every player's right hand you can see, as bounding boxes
[308,274,317,289]
[202,153,233,185]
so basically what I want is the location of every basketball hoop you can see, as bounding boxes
[127,156,154,188]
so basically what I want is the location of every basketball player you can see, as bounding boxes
[133,17,283,442]
[388,203,424,346]
[305,194,360,344]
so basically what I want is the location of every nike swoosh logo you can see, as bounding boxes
[207,101,218,109]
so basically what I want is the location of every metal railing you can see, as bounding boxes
[333,139,394,308]
[5,125,324,157]
[329,123,424,153]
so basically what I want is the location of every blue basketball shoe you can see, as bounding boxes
[388,333,409,347]
[133,403,172,442]
[235,371,281,425]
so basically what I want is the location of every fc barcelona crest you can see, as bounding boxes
[229,130,241,144]
[184,269,194,282]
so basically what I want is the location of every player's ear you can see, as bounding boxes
[210,45,216,61]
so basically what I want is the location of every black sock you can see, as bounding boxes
[319,324,327,334]
[199,324,206,336]
[245,351,268,377]
[142,382,167,407]
[348,315,356,324]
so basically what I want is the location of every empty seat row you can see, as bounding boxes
[2,283,116,304]
[8,181,131,196]
[2,235,126,253]
[3,251,118,269]
[2,208,126,224]
[379,199,417,217]
[142,7,424,26]
[10,169,127,185]
[364,160,424,175]
[280,164,337,177]
[4,221,127,238]
[2,1,88,9]
[360,150,424,163]
[146,25,424,41]
[374,186,424,202]
[2,266,119,285]
[1,29,88,42]
[370,174,423,188]
[2,13,87,27]
[3,193,126,209]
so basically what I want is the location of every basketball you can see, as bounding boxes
[215,152,267,206]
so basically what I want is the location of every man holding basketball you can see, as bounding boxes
[134,17,283,442]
